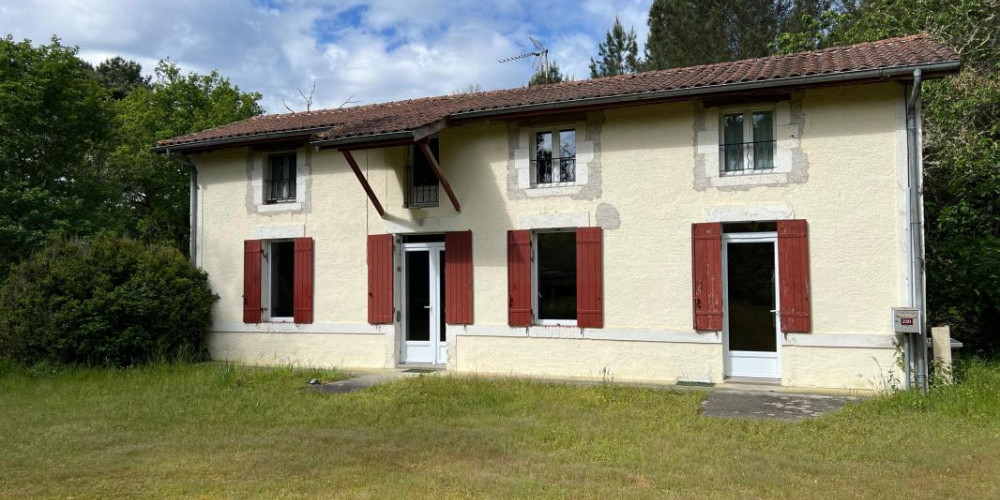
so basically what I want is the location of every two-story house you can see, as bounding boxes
[155,35,960,391]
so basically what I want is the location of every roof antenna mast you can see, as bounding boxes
[499,36,550,83]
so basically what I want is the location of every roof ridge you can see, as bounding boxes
[253,34,947,120]
[156,34,959,150]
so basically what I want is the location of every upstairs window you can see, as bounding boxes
[533,128,576,185]
[405,139,440,208]
[265,152,297,203]
[721,109,774,174]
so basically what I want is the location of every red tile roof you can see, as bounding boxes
[156,34,958,151]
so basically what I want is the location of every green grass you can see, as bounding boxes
[1,360,998,499]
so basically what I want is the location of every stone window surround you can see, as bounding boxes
[694,95,807,190]
[248,146,310,214]
[511,118,597,198]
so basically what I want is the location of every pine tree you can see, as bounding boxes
[528,61,567,86]
[589,16,642,78]
[643,0,843,70]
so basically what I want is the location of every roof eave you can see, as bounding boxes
[311,130,417,150]
[150,125,336,154]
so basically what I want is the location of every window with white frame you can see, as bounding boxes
[720,108,775,174]
[534,230,577,324]
[532,128,576,185]
[264,152,297,203]
[264,240,295,320]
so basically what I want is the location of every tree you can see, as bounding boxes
[644,0,845,70]
[92,56,151,100]
[0,36,113,280]
[589,16,642,78]
[528,61,568,86]
[106,60,263,251]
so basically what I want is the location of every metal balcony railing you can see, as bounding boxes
[405,165,439,208]
[264,177,296,204]
[720,140,776,174]
[532,157,576,184]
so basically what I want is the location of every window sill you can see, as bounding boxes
[708,172,788,188]
[523,184,583,198]
[257,201,303,213]
[535,320,578,327]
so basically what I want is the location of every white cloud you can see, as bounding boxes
[1,0,652,113]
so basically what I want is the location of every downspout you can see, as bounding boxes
[905,69,928,392]
[168,149,199,266]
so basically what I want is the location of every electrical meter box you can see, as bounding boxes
[892,307,921,334]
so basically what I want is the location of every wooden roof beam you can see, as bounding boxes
[418,140,461,213]
[341,149,386,218]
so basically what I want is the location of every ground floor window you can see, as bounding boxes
[267,240,295,319]
[535,230,577,324]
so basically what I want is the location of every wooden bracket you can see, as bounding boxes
[341,149,386,218]
[417,140,461,213]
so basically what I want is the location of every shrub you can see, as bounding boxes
[0,234,218,366]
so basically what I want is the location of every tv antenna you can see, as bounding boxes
[499,36,550,83]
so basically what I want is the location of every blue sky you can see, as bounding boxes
[1,0,652,113]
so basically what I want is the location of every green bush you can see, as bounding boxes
[0,234,217,366]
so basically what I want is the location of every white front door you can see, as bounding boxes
[402,243,447,364]
[723,232,781,379]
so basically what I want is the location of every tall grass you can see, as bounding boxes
[1,361,998,499]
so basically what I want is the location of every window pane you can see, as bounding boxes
[270,241,295,317]
[559,129,576,182]
[406,251,430,341]
[537,232,577,320]
[723,113,744,172]
[267,153,296,202]
[726,242,777,352]
[535,131,553,184]
[752,111,774,170]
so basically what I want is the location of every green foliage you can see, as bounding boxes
[644,0,840,70]
[922,70,1000,353]
[528,61,568,86]
[105,60,263,250]
[0,36,113,280]
[0,234,218,367]
[91,56,151,100]
[589,16,642,78]
[0,35,263,284]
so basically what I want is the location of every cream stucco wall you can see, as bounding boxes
[195,82,908,391]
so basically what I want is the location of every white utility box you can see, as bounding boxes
[891,307,921,334]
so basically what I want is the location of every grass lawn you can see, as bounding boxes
[1,361,998,499]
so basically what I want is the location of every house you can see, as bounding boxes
[154,35,960,391]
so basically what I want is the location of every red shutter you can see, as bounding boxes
[293,237,314,324]
[692,223,723,331]
[367,234,394,324]
[576,227,603,329]
[778,219,811,333]
[507,230,532,326]
[243,240,262,323]
[445,231,474,325]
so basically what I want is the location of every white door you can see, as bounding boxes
[401,243,447,365]
[723,232,781,379]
